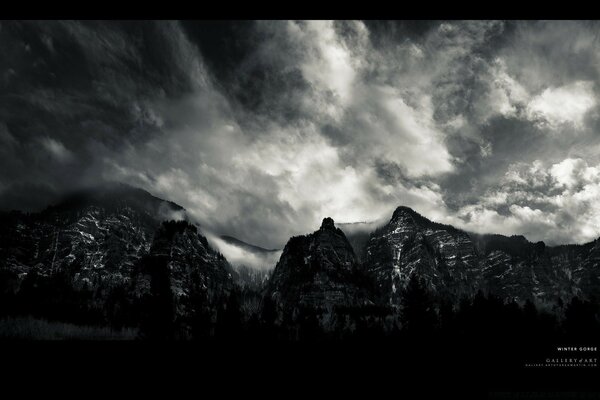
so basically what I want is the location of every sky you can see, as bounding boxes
[2,20,600,248]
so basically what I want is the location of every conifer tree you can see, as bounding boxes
[400,275,437,336]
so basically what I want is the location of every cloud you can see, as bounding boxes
[287,20,359,108]
[157,201,187,222]
[340,84,455,178]
[526,81,596,129]
[203,230,281,271]
[458,61,597,132]
[482,58,530,120]
[93,20,462,248]
[449,158,600,244]
[40,137,74,163]
[4,20,600,252]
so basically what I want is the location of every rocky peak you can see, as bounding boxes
[389,207,436,237]
[391,206,418,222]
[364,205,600,305]
[320,217,336,231]
[267,216,370,320]
[366,205,480,304]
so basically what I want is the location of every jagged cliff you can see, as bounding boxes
[364,206,480,304]
[361,206,600,305]
[2,184,599,336]
[0,184,235,334]
[266,217,374,326]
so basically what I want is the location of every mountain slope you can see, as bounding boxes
[365,206,479,304]
[267,218,373,320]
[362,206,600,305]
[0,183,181,284]
[0,183,235,334]
[132,220,236,338]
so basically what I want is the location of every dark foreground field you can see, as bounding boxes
[1,321,597,398]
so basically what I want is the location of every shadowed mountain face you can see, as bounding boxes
[132,220,236,338]
[362,206,600,305]
[266,217,375,326]
[474,234,600,304]
[134,220,235,303]
[365,207,480,304]
[0,184,187,280]
[0,184,235,334]
[0,183,177,285]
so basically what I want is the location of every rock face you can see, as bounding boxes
[365,207,479,304]
[2,185,600,335]
[474,234,600,304]
[0,183,235,330]
[363,206,600,305]
[133,220,235,305]
[0,184,170,288]
[131,220,235,338]
[267,218,372,319]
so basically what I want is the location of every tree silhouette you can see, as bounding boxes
[215,291,243,340]
[400,275,437,336]
[295,306,321,342]
[139,255,175,340]
[564,296,599,341]
[260,296,278,340]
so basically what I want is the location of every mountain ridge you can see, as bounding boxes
[0,183,235,338]
[362,205,600,305]
[2,185,600,339]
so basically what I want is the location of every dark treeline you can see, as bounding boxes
[1,267,599,353]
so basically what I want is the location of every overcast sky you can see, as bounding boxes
[2,20,600,247]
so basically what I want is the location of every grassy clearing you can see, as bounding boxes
[0,316,138,340]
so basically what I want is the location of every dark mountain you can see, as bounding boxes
[0,183,183,283]
[0,183,235,336]
[266,217,377,331]
[133,220,236,339]
[219,235,279,254]
[2,186,599,340]
[362,205,600,305]
[364,206,480,305]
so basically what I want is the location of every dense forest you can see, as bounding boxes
[1,265,598,348]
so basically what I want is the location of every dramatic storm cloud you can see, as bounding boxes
[2,20,600,247]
